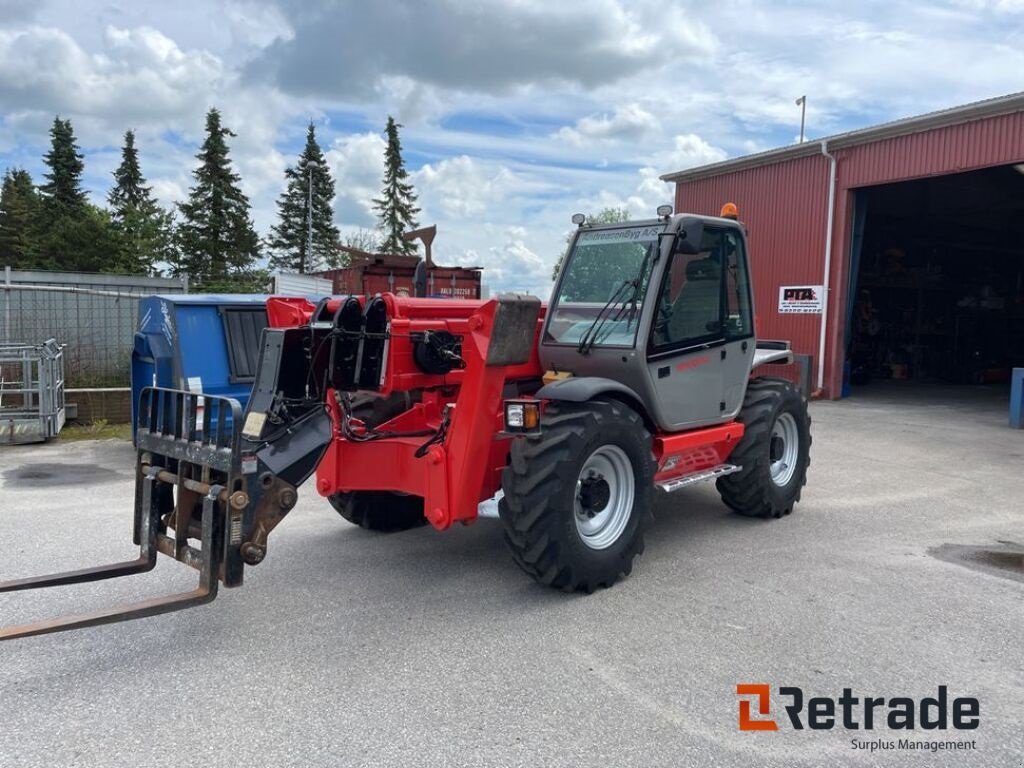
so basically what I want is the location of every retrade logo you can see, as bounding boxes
[736,684,778,731]
[735,685,979,732]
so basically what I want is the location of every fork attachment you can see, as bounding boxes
[0,386,330,641]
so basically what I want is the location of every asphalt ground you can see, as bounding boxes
[1,387,1022,767]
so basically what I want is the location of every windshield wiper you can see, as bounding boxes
[576,250,651,355]
[576,279,634,355]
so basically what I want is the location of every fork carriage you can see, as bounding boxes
[0,387,314,640]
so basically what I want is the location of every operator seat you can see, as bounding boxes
[666,256,722,343]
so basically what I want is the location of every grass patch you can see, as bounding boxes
[59,420,133,442]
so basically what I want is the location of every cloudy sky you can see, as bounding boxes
[1,0,1022,294]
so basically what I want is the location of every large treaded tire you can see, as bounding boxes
[717,377,811,518]
[499,400,655,592]
[328,492,426,532]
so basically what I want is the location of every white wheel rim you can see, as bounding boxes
[770,412,800,487]
[574,445,635,550]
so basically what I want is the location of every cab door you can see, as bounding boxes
[646,225,754,429]
[718,228,756,418]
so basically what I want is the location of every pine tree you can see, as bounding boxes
[31,116,120,272]
[268,123,339,273]
[108,130,148,213]
[39,117,86,211]
[107,130,176,275]
[0,168,40,268]
[373,116,420,255]
[177,108,261,290]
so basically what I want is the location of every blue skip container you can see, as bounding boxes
[131,295,269,438]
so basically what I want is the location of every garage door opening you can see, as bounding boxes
[845,164,1024,408]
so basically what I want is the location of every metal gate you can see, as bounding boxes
[0,339,66,444]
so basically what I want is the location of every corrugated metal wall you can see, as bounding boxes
[675,109,1024,396]
[841,111,1024,187]
[675,154,831,386]
[272,272,333,296]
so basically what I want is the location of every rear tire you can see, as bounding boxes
[328,492,426,532]
[499,401,655,592]
[717,377,811,518]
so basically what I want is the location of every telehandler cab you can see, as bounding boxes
[0,205,811,640]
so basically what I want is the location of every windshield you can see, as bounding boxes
[546,224,661,347]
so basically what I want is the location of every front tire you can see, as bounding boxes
[717,377,811,518]
[499,401,655,592]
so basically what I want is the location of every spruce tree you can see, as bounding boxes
[0,168,40,269]
[32,116,120,272]
[177,108,261,290]
[268,123,339,273]
[373,116,420,255]
[109,130,148,212]
[107,130,176,275]
[39,117,86,211]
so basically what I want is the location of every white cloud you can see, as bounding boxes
[325,131,387,228]
[556,104,661,146]
[581,167,675,221]
[660,133,729,173]
[149,178,187,208]
[457,227,551,296]
[417,156,510,218]
[415,156,553,220]
[0,26,223,126]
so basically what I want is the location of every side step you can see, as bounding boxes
[656,463,741,493]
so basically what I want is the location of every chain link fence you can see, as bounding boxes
[1,267,188,387]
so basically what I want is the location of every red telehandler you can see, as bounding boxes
[0,207,811,640]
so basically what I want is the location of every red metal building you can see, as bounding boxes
[663,92,1024,398]
[317,246,483,300]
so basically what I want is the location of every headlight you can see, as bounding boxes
[504,400,541,434]
[506,404,524,428]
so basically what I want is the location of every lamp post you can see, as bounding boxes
[795,95,807,143]
[306,160,320,273]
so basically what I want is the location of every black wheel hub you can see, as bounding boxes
[770,435,785,462]
[577,473,611,518]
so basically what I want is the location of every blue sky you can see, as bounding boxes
[1,0,1022,295]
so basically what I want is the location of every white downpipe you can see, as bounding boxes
[817,141,837,392]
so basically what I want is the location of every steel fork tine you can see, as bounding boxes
[0,587,215,641]
[0,473,222,641]
[0,557,155,593]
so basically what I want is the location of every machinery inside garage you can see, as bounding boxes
[847,164,1024,393]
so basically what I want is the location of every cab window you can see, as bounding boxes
[723,230,753,340]
[651,226,752,352]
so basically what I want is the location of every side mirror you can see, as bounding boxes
[674,219,705,255]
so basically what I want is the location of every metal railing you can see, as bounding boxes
[0,339,66,444]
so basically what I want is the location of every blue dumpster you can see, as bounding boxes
[131,295,269,436]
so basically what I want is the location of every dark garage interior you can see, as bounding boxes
[847,163,1024,398]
